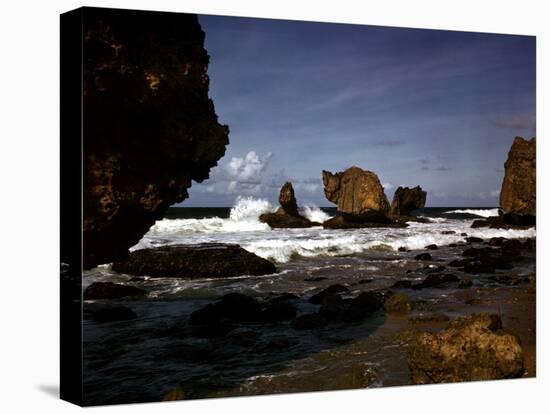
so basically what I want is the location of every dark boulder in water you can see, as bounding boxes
[112,243,277,278]
[83,282,147,300]
[79,9,229,268]
[84,303,138,322]
[389,186,427,217]
[342,291,383,321]
[414,253,432,261]
[322,215,406,229]
[260,182,319,228]
[308,284,349,304]
[500,137,536,219]
[412,273,459,289]
[407,314,524,384]
[291,313,328,330]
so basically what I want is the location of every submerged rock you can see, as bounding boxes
[260,182,319,228]
[390,186,427,217]
[79,9,229,268]
[112,243,277,278]
[308,284,349,304]
[83,282,147,300]
[384,293,412,313]
[322,166,390,221]
[291,313,328,330]
[84,303,138,322]
[407,314,524,384]
[500,137,536,220]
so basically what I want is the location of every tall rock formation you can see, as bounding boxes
[82,8,229,268]
[500,137,536,223]
[322,167,390,221]
[390,186,427,217]
[259,182,319,228]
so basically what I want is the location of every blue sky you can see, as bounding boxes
[182,15,535,207]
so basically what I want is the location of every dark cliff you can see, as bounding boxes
[81,8,229,268]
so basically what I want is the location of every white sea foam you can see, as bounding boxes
[301,205,332,223]
[443,208,499,218]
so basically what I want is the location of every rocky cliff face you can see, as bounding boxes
[390,186,427,217]
[82,8,229,268]
[500,137,536,219]
[322,167,390,220]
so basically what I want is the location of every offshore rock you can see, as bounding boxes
[322,167,390,220]
[500,137,536,220]
[390,186,427,217]
[80,9,229,268]
[260,182,319,228]
[112,243,276,278]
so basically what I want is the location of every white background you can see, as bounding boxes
[0,0,547,412]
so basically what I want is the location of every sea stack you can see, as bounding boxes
[79,10,229,268]
[259,182,319,228]
[390,186,427,217]
[321,167,404,229]
[500,137,536,225]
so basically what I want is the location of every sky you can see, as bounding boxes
[181,15,535,207]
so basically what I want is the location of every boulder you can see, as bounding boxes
[500,137,536,220]
[112,243,276,278]
[384,293,412,313]
[83,282,147,300]
[414,253,432,261]
[390,186,427,217]
[84,303,138,322]
[259,182,319,228]
[78,9,229,268]
[291,313,328,330]
[407,314,524,383]
[308,284,349,304]
[322,167,390,220]
[342,291,383,321]
[412,273,459,289]
[322,215,406,229]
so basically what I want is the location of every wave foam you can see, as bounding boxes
[443,208,499,218]
[301,206,332,223]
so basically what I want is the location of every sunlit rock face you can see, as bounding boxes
[500,137,536,221]
[81,8,229,268]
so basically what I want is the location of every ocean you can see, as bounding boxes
[82,197,536,404]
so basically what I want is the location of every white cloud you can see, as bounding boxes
[226,151,273,184]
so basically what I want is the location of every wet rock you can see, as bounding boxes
[353,279,374,285]
[390,186,427,217]
[425,244,438,250]
[308,284,349,304]
[322,166,390,220]
[319,293,346,319]
[398,246,409,252]
[384,293,412,314]
[269,293,300,303]
[488,237,507,246]
[458,277,473,288]
[322,215,405,229]
[291,313,328,330]
[79,9,229,268]
[262,301,297,322]
[441,230,456,235]
[83,282,147,300]
[463,261,496,274]
[189,293,263,327]
[465,236,483,243]
[260,182,319,228]
[84,303,137,322]
[112,243,277,278]
[342,292,383,321]
[414,253,432,261]
[489,273,521,286]
[391,280,413,289]
[426,265,446,273]
[413,273,459,289]
[500,137,536,218]
[449,258,472,267]
[407,314,524,383]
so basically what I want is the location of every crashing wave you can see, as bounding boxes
[300,205,332,223]
[443,208,499,218]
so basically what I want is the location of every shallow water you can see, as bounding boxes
[82,201,536,405]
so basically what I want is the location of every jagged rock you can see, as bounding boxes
[83,282,147,300]
[112,243,276,278]
[79,9,229,268]
[500,137,536,220]
[323,215,406,229]
[322,167,390,220]
[390,186,427,216]
[407,314,524,383]
[259,182,319,228]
